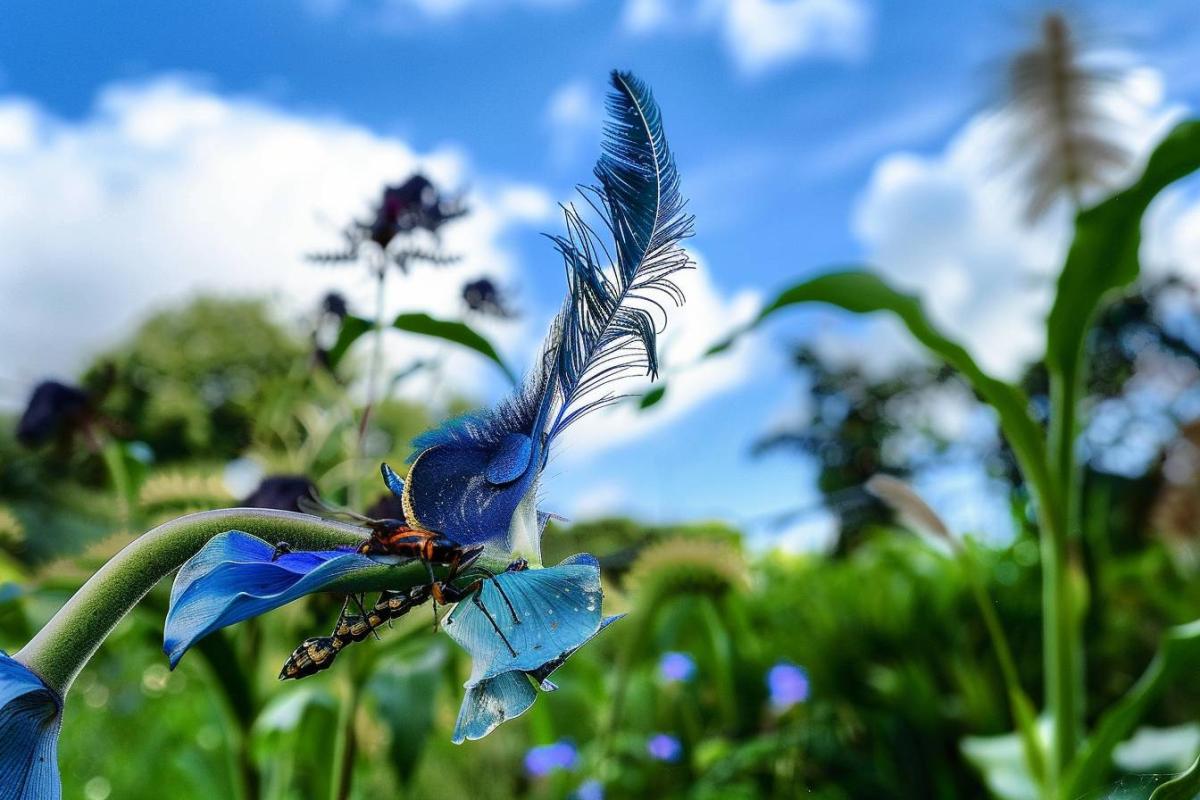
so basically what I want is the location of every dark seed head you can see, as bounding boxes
[16,381,90,448]
[241,475,317,512]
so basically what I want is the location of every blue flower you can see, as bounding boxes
[444,554,618,743]
[451,614,622,744]
[658,651,696,683]
[767,661,810,711]
[573,780,604,800]
[163,531,378,667]
[524,740,578,777]
[0,651,63,799]
[646,733,683,763]
[163,532,620,746]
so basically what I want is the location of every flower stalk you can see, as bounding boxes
[14,509,371,695]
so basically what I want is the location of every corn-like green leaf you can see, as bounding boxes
[1150,754,1200,800]
[714,270,1056,516]
[1046,120,1200,382]
[1065,620,1200,797]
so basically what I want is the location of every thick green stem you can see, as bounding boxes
[13,509,369,694]
[1047,368,1085,792]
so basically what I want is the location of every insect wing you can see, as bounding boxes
[451,671,537,744]
[445,554,602,686]
[297,492,374,527]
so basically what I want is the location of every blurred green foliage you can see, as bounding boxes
[86,296,305,461]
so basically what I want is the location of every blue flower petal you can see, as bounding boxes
[380,462,405,499]
[484,433,533,485]
[164,531,377,668]
[404,443,536,547]
[451,671,537,745]
[444,555,603,686]
[450,613,621,743]
[0,652,62,800]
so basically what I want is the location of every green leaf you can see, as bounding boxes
[327,313,517,384]
[638,384,667,409]
[1065,620,1200,797]
[367,641,448,785]
[721,270,1056,515]
[1046,120,1200,381]
[1044,120,1200,516]
[962,721,1050,800]
[1150,754,1200,800]
[326,315,373,370]
[390,312,516,384]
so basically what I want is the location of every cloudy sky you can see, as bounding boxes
[1,0,1199,548]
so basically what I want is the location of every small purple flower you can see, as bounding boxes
[646,733,682,763]
[574,779,604,800]
[767,661,810,711]
[524,740,578,777]
[658,651,696,683]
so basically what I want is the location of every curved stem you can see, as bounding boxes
[14,508,368,694]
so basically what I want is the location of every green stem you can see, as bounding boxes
[331,668,362,800]
[961,548,1045,786]
[100,440,134,528]
[1048,366,1086,791]
[13,509,368,694]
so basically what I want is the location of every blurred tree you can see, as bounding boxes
[84,296,305,462]
[763,278,1200,556]
[752,347,966,554]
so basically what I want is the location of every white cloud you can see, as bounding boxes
[849,67,1183,380]
[544,80,601,166]
[549,253,764,463]
[623,0,871,75]
[569,481,629,519]
[0,77,553,406]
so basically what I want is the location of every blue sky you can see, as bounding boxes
[2,0,1199,547]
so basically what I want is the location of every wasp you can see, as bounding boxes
[277,465,525,681]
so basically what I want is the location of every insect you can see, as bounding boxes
[278,463,526,681]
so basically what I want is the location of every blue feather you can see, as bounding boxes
[401,70,690,550]
[543,69,693,443]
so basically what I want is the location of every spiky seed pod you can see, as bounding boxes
[138,471,233,513]
[624,538,748,602]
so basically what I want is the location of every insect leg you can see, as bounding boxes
[469,566,521,625]
[424,558,441,631]
[350,593,381,640]
[435,580,519,658]
[472,590,518,657]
